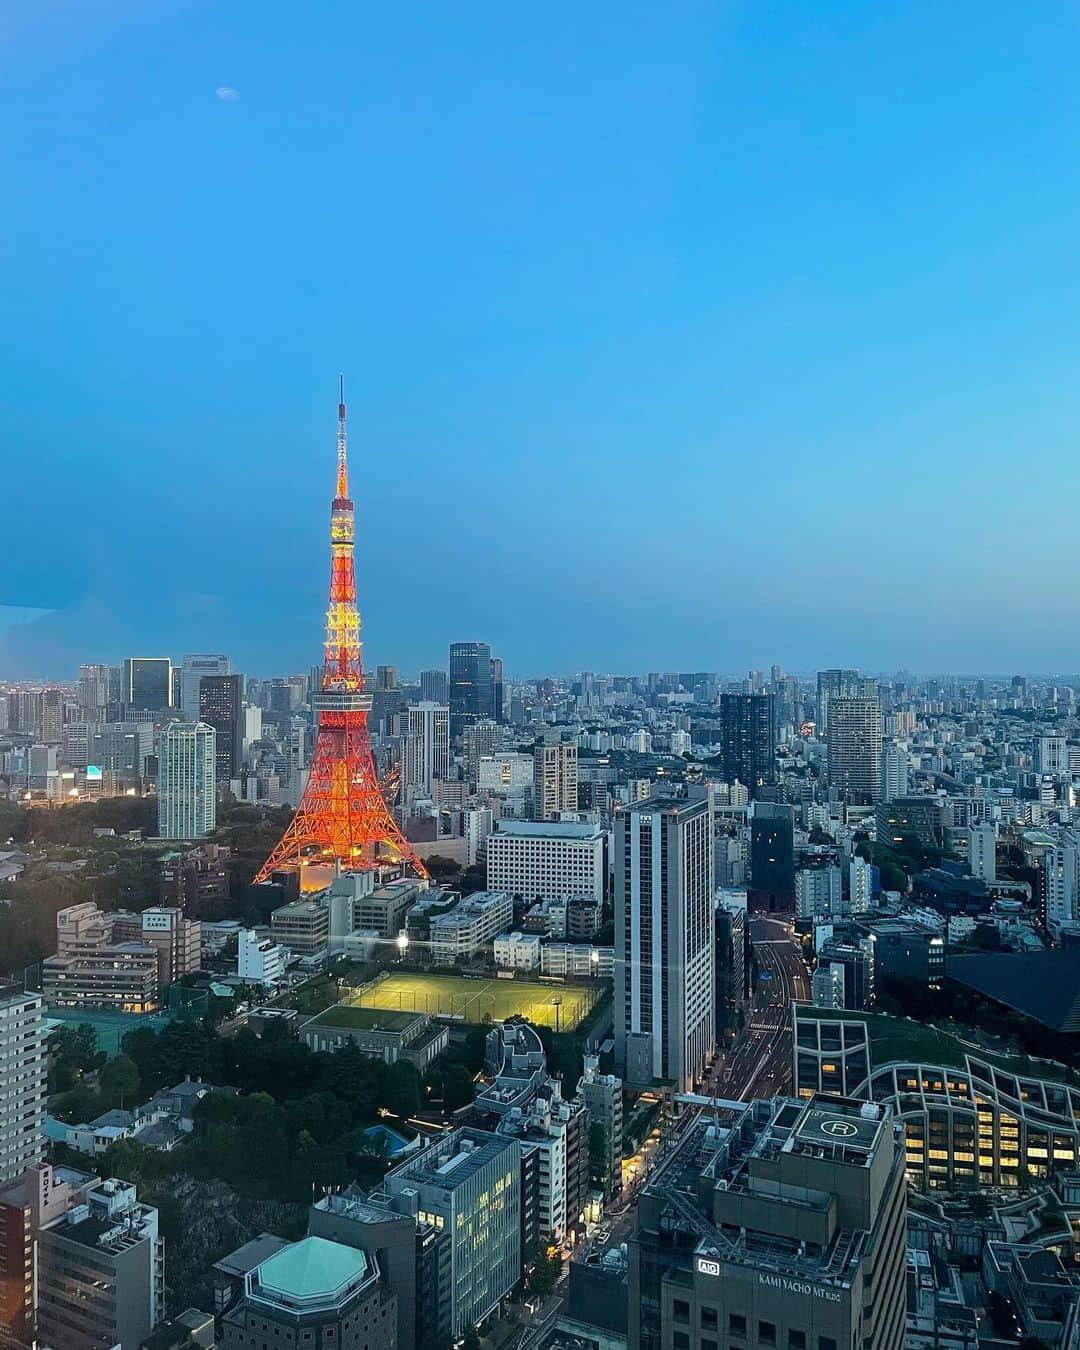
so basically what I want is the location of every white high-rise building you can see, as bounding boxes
[968,824,997,883]
[880,743,910,802]
[614,795,714,1093]
[157,722,216,839]
[1037,736,1068,777]
[0,990,46,1183]
[404,702,450,793]
[849,855,874,913]
[180,654,230,720]
[1044,839,1079,927]
[533,739,579,821]
[77,664,111,720]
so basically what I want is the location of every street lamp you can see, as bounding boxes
[397,932,409,953]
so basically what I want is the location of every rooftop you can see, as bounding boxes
[250,1236,376,1312]
[947,951,1080,1034]
[492,821,602,840]
[303,1003,420,1032]
[388,1127,516,1191]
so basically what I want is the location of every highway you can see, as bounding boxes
[710,915,810,1101]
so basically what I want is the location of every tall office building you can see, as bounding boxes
[76,664,111,720]
[490,655,506,723]
[880,742,909,802]
[749,803,795,913]
[403,702,451,794]
[449,641,494,738]
[533,738,579,820]
[420,668,449,703]
[122,656,173,711]
[0,991,46,1184]
[828,698,884,802]
[380,1127,521,1340]
[718,694,774,797]
[629,1094,906,1350]
[181,653,230,719]
[158,722,217,839]
[615,795,715,1092]
[816,667,860,736]
[199,673,244,781]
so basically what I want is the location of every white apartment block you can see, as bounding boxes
[157,722,216,839]
[237,929,287,988]
[429,891,514,966]
[533,740,579,821]
[485,821,605,905]
[493,931,542,970]
[539,943,613,979]
[968,824,997,883]
[0,991,46,1183]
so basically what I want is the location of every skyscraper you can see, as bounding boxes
[532,737,579,820]
[816,667,860,736]
[880,742,910,802]
[828,697,884,802]
[77,664,111,720]
[718,693,774,796]
[122,657,173,712]
[198,673,244,781]
[0,990,46,1184]
[448,641,494,738]
[181,653,230,719]
[158,723,216,839]
[403,702,450,794]
[615,795,715,1092]
[419,668,449,703]
[748,803,795,913]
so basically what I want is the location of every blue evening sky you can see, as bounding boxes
[4,2,1080,679]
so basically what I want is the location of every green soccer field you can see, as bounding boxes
[350,971,602,1031]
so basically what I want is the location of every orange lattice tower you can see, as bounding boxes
[254,380,428,886]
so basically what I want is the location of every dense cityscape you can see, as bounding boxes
[3,384,1080,1350]
[9,6,1080,1350]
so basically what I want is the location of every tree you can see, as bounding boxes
[384,1060,422,1118]
[100,1054,141,1109]
[462,1326,481,1350]
[442,1063,475,1111]
[424,854,463,883]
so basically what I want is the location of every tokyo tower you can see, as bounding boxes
[254,381,429,886]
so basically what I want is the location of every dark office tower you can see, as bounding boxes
[420,668,449,703]
[718,693,774,796]
[490,656,505,722]
[122,657,173,711]
[828,697,883,803]
[375,665,398,692]
[816,667,860,736]
[199,674,243,781]
[448,641,494,738]
[748,802,795,913]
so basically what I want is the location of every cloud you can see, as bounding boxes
[215,86,239,101]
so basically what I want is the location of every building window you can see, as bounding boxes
[819,1338,837,1350]
[789,1333,806,1350]
[730,1315,747,1338]
[759,1323,777,1346]
[702,1308,718,1329]
[674,1335,690,1350]
[673,1301,690,1324]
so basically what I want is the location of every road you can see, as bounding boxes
[710,915,809,1101]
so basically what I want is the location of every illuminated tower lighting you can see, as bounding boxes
[254,380,428,887]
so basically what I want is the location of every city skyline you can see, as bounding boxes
[7,5,1080,675]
